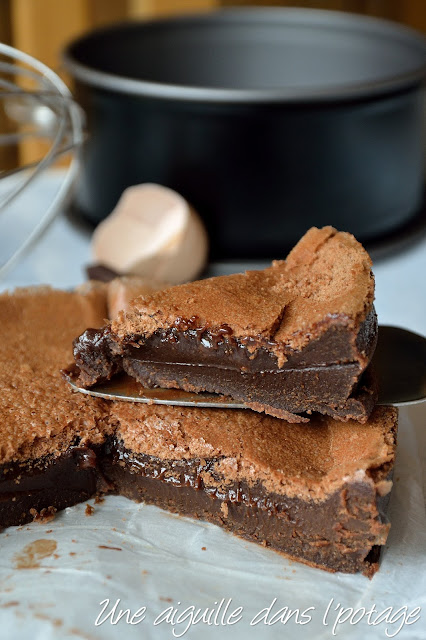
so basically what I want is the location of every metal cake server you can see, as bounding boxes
[66,326,426,409]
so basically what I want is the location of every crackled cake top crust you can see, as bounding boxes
[0,286,111,463]
[111,226,375,352]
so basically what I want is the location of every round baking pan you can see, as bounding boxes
[63,8,426,259]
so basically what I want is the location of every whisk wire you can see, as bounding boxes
[0,43,83,278]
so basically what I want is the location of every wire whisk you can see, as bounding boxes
[0,43,84,278]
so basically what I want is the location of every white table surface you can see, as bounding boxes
[0,171,425,640]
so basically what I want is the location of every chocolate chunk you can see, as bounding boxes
[86,264,120,282]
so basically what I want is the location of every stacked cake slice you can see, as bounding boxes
[74,226,378,422]
[0,227,397,577]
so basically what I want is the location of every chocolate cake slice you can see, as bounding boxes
[0,285,112,526]
[73,226,378,422]
[106,403,397,578]
[0,286,396,577]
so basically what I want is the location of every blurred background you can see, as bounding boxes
[1,0,425,170]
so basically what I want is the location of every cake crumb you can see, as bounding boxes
[34,612,63,627]
[85,504,95,516]
[68,627,97,640]
[30,506,57,524]
[98,545,122,551]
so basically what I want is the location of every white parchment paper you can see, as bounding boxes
[0,407,425,640]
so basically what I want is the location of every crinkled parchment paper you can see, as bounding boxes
[0,406,425,640]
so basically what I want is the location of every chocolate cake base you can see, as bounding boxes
[0,448,99,529]
[101,439,391,577]
[0,430,394,578]
[122,357,377,423]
